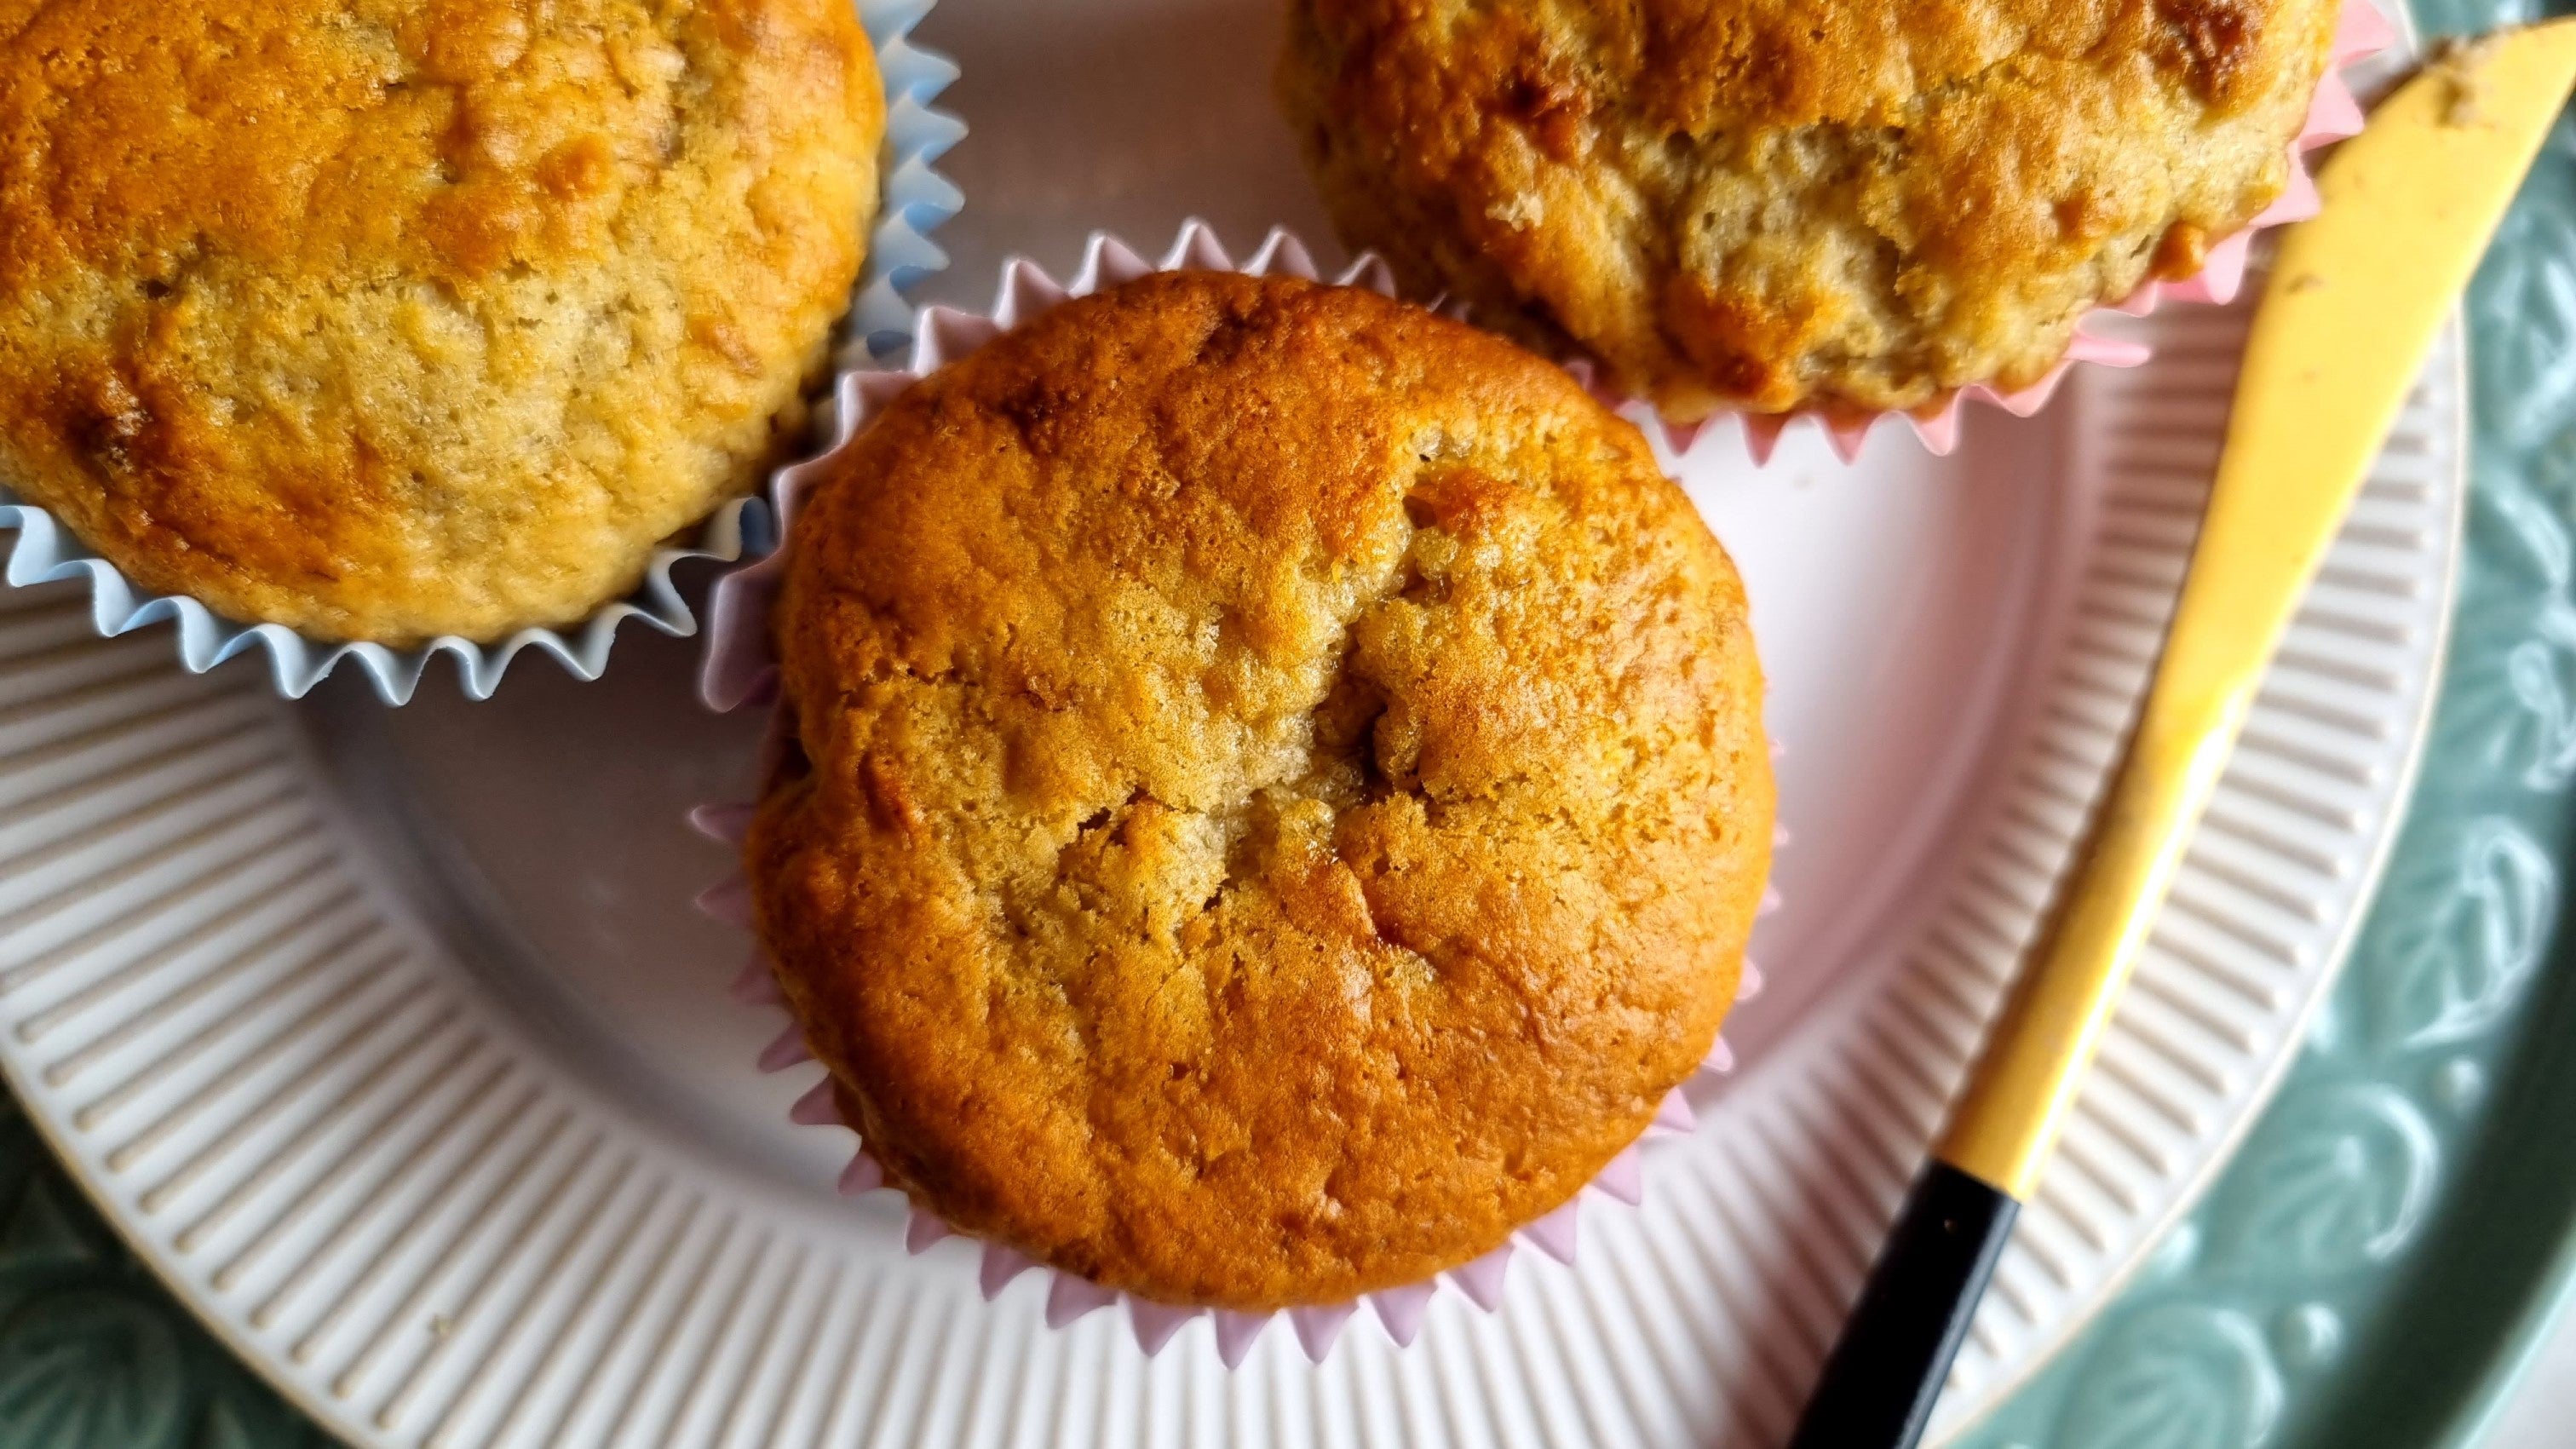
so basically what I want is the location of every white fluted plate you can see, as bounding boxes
[0,3,2457,1446]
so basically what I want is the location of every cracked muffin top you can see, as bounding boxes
[745,270,1774,1309]
[0,0,880,645]
[1279,0,2341,418]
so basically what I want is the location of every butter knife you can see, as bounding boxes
[1787,22,2576,1448]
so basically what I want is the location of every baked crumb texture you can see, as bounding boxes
[749,273,1774,1310]
[1279,0,2340,418]
[0,0,881,645]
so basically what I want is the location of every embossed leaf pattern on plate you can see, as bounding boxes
[2059,1305,2286,1449]
[2210,1086,2439,1275]
[0,1104,326,1449]
[2467,189,2576,453]
[2365,817,2556,1050]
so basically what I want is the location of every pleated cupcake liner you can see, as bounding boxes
[1616,0,2394,467]
[0,0,966,704]
[688,221,1785,1364]
[691,800,1775,1366]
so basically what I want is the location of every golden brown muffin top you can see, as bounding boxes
[747,271,1774,1309]
[0,0,879,644]
[1281,0,2339,416]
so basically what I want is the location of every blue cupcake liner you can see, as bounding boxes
[0,0,965,704]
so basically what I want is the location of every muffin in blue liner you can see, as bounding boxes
[0,0,964,704]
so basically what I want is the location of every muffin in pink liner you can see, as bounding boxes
[1280,0,2395,467]
[691,223,1780,1366]
[1716,0,2395,466]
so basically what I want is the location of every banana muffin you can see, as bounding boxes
[1279,0,2343,418]
[0,0,882,644]
[745,270,1774,1310]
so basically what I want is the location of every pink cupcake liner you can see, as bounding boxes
[1614,0,2393,466]
[687,222,1785,1365]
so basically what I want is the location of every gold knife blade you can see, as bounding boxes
[1941,19,2576,1202]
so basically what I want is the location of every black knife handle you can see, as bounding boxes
[1785,1162,2021,1449]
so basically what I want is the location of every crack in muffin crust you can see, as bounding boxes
[1278,0,2341,417]
[748,271,1773,1309]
